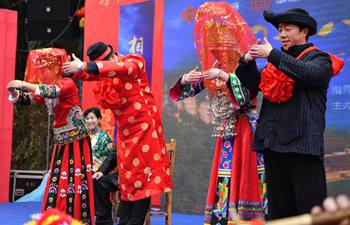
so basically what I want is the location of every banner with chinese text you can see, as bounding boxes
[119,1,155,83]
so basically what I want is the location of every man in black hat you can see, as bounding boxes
[234,8,333,220]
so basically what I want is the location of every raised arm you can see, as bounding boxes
[7,80,41,105]
[169,66,206,102]
[63,53,143,81]
[249,38,332,87]
[235,52,261,93]
[267,49,332,86]
[7,78,78,106]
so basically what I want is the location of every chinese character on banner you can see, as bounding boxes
[331,85,342,95]
[250,0,271,12]
[343,102,350,110]
[129,35,144,54]
[343,85,350,94]
[332,102,343,110]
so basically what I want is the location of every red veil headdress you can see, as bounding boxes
[194,1,256,95]
[24,48,68,85]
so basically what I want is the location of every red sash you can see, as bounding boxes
[259,46,344,103]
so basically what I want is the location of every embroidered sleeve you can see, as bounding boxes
[169,77,204,102]
[37,84,60,98]
[229,73,247,107]
[228,73,255,109]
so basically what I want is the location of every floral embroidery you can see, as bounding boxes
[213,177,229,220]
[219,138,233,173]
[38,84,61,98]
[53,106,91,144]
[178,81,203,101]
[229,73,247,107]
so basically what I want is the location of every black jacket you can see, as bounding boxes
[99,148,117,175]
[98,148,118,191]
[236,43,333,156]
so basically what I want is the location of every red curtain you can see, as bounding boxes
[0,9,17,202]
[82,0,119,110]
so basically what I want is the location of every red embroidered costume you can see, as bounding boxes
[9,48,94,224]
[170,2,266,224]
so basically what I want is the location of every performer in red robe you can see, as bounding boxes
[7,48,94,225]
[63,42,173,225]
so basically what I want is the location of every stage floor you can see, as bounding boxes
[0,202,203,225]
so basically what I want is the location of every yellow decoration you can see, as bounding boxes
[42,215,60,225]
[342,19,350,25]
[79,18,85,28]
[273,36,280,40]
[251,25,268,37]
[23,210,85,225]
[23,221,36,225]
[317,22,335,36]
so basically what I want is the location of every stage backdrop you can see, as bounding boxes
[162,0,350,214]
[0,9,17,202]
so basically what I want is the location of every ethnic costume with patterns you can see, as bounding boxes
[9,48,94,225]
[170,2,266,224]
[70,43,173,225]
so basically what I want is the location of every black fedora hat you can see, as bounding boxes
[87,41,114,61]
[263,8,317,36]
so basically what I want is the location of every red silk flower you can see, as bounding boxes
[259,63,295,103]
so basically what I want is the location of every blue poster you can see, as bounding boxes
[119,0,155,83]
